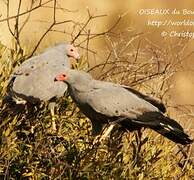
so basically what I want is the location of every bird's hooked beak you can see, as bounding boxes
[67,46,80,61]
[54,73,67,82]
[74,50,80,61]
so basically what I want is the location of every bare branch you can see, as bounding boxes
[28,0,75,57]
[0,0,54,23]
[6,0,15,38]
[76,16,122,46]
[29,20,74,57]
[43,5,78,13]
[71,10,107,43]
[19,0,34,34]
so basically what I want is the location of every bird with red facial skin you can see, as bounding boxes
[7,43,80,104]
[3,43,80,131]
[55,69,193,145]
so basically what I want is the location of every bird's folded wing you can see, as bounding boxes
[11,65,68,101]
[121,85,166,113]
[86,84,158,119]
[13,55,48,76]
[7,56,49,92]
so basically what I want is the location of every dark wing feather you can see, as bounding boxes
[122,85,166,113]
[131,111,193,145]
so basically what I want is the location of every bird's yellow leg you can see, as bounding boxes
[99,124,115,142]
[49,102,57,132]
[93,124,115,145]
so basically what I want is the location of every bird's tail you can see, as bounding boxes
[151,114,193,145]
[132,112,193,145]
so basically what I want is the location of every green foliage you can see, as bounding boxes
[0,43,193,180]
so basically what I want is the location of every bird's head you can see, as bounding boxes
[54,69,92,90]
[65,44,80,60]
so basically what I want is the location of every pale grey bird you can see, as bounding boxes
[55,69,193,145]
[5,43,80,131]
[7,43,80,104]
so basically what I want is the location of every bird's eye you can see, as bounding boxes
[70,49,74,52]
